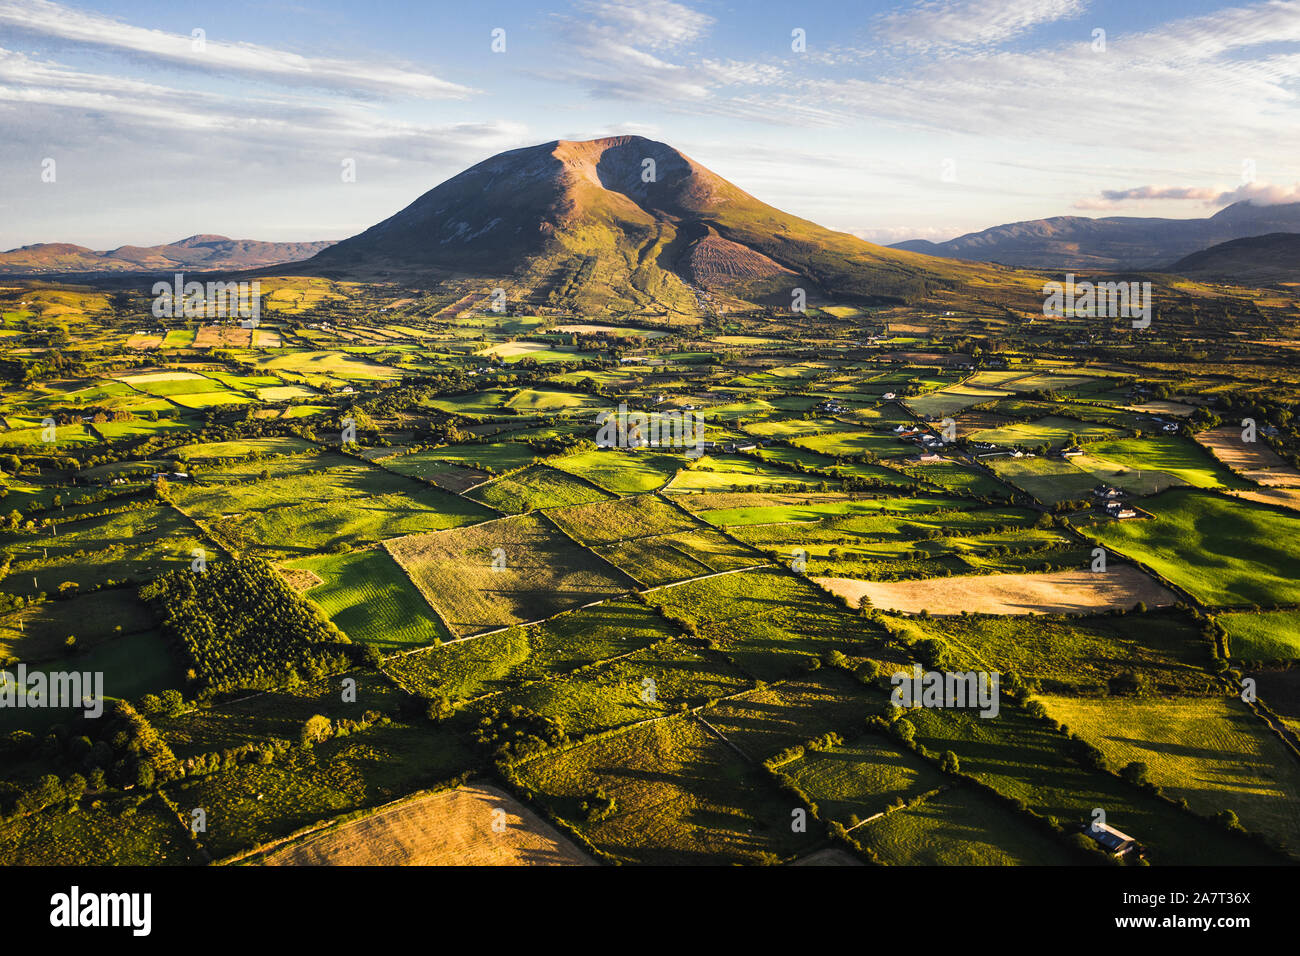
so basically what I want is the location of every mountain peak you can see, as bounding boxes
[301,136,993,314]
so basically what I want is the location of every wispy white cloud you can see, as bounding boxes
[0,0,475,98]
[0,46,523,165]
[795,0,1300,154]
[574,0,712,49]
[876,0,1089,53]
[536,0,807,123]
[1099,185,1223,201]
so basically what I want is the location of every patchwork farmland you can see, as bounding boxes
[2,239,1299,879]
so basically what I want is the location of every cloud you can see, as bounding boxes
[876,0,1089,53]
[1075,181,1300,210]
[574,0,712,50]
[1212,181,1300,206]
[796,0,1300,155]
[847,224,964,243]
[0,0,475,98]
[535,0,810,123]
[0,47,524,165]
[1099,185,1222,201]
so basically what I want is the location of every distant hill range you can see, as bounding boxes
[294,135,1015,313]
[1167,232,1300,283]
[0,235,336,275]
[891,201,1300,271]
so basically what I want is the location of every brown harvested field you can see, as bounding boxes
[384,513,632,636]
[813,566,1175,616]
[193,325,255,348]
[1230,488,1300,511]
[261,783,594,866]
[253,329,282,347]
[1196,425,1300,486]
[125,334,163,349]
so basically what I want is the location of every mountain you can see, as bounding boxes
[1168,232,1300,283]
[299,135,1014,314]
[891,201,1300,270]
[0,235,336,275]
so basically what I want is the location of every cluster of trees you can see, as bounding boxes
[0,699,178,817]
[579,787,617,823]
[139,557,352,696]
[17,348,87,384]
[473,704,568,762]
[0,772,89,819]
[297,709,387,749]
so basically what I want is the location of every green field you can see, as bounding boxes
[383,598,674,702]
[549,449,682,494]
[1082,436,1249,490]
[1082,489,1300,606]
[971,415,1124,449]
[782,734,947,826]
[904,704,1280,865]
[286,549,449,650]
[1220,610,1300,660]
[791,430,911,458]
[511,715,805,865]
[856,787,1080,865]
[1041,695,1300,855]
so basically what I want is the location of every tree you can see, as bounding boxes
[940,750,960,774]
[1121,761,1150,786]
[63,773,87,804]
[425,695,454,723]
[892,719,916,744]
[19,774,64,814]
[1216,809,1244,831]
[299,714,332,748]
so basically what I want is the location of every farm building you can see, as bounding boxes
[1083,822,1141,858]
[1104,501,1138,519]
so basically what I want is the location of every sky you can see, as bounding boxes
[2,0,1299,250]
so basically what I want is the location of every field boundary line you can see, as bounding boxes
[846,785,951,833]
[692,713,756,765]
[638,562,774,595]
